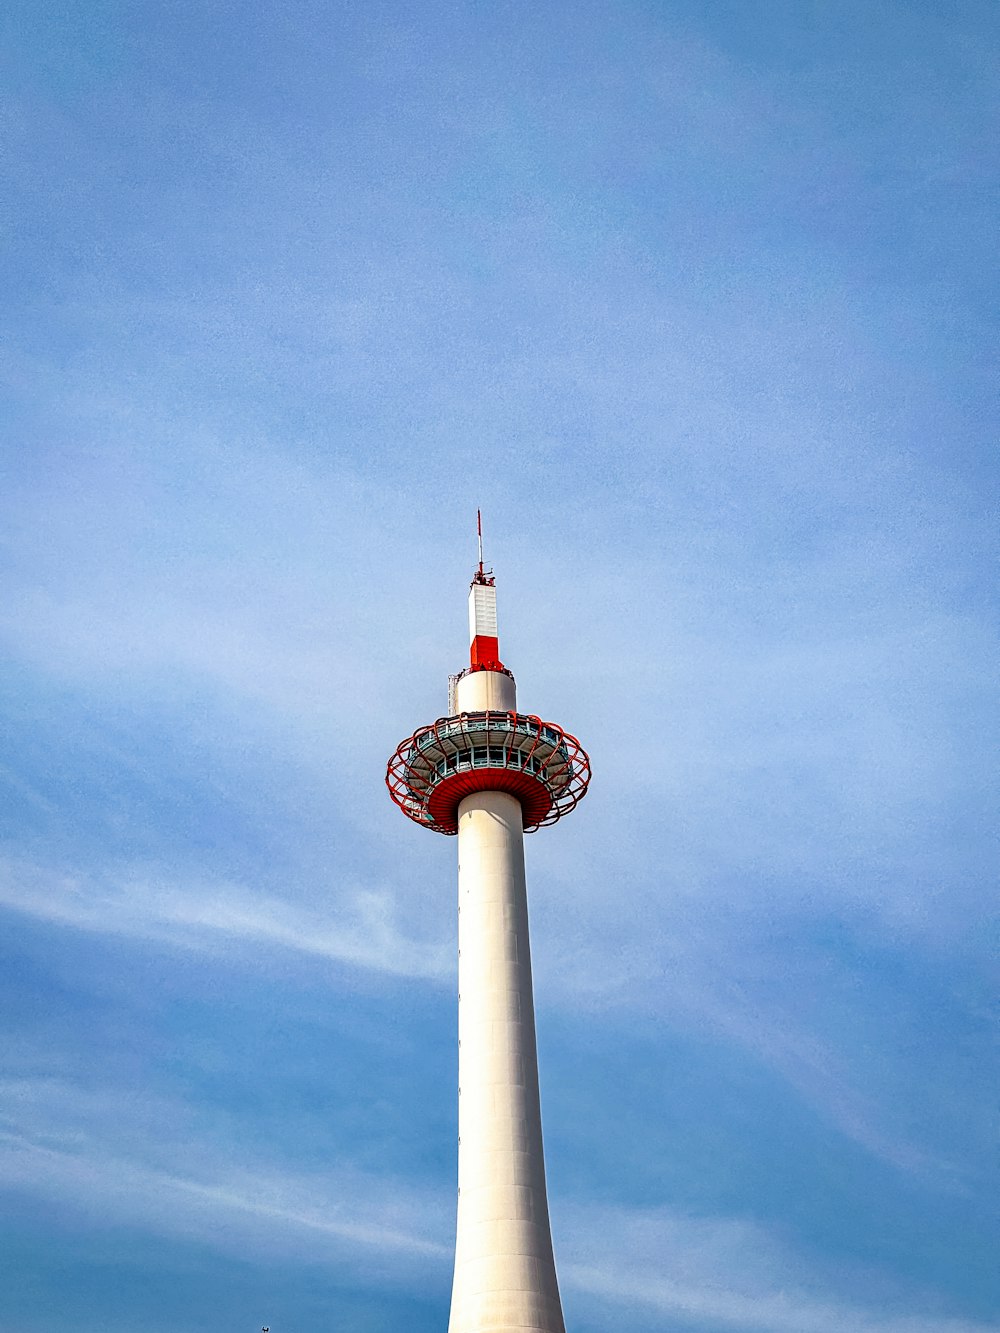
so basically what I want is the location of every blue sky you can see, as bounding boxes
[2,1,998,1330]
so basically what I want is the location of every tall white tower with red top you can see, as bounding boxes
[387,518,591,1333]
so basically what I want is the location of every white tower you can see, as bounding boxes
[387,521,591,1332]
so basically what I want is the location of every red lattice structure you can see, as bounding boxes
[386,710,591,835]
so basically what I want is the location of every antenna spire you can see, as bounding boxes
[471,509,494,587]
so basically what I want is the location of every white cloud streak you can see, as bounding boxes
[567,1260,999,1333]
[560,1206,1000,1333]
[1,1133,448,1261]
[0,1076,449,1268]
[0,857,450,981]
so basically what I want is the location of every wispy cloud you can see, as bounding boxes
[0,1133,448,1262]
[0,1071,448,1269]
[0,1076,449,1267]
[568,1260,999,1333]
[0,857,450,981]
[693,991,951,1179]
[561,1205,1000,1333]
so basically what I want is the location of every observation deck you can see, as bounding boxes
[386,709,591,835]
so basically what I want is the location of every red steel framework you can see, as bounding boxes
[386,708,591,835]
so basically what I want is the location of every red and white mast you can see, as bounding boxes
[387,520,590,1331]
[469,510,503,671]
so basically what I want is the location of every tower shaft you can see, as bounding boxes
[386,537,590,1332]
[449,788,565,1333]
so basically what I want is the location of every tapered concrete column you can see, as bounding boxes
[448,790,565,1333]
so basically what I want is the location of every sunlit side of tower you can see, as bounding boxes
[387,520,590,1333]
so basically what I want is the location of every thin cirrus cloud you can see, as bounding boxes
[1,1075,451,1277]
[568,1262,1000,1333]
[0,858,449,982]
[561,1203,1000,1333]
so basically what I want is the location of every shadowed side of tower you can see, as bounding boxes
[386,527,590,1332]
